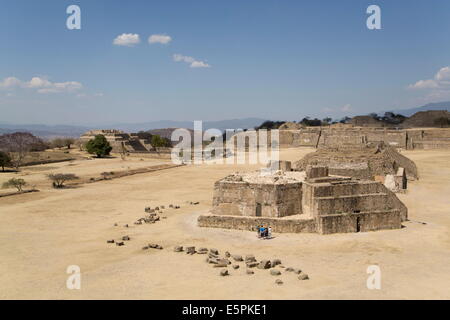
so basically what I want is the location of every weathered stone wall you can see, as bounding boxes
[212,181,303,218]
[278,127,450,150]
[326,162,371,179]
[198,214,317,233]
[316,210,401,234]
[279,129,320,147]
[302,179,408,221]
[198,210,401,235]
[407,128,450,149]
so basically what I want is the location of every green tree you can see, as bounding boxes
[85,135,112,157]
[0,151,12,172]
[151,134,171,148]
[2,178,27,192]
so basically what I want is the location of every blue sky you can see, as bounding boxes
[1,0,450,125]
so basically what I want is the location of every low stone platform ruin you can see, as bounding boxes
[79,129,171,155]
[198,162,407,235]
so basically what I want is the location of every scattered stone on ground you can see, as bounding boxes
[208,252,219,260]
[246,262,259,268]
[257,260,271,269]
[298,273,309,280]
[122,235,130,241]
[207,257,219,264]
[245,254,256,262]
[142,246,149,250]
[106,239,115,244]
[173,245,308,283]
[214,262,228,268]
[270,269,281,276]
[186,246,196,255]
[271,259,282,267]
[123,224,128,228]
[232,254,243,262]
[116,241,124,246]
[148,243,163,250]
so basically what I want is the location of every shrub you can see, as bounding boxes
[48,173,79,188]
[2,178,27,192]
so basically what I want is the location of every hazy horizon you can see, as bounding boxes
[2,1,450,125]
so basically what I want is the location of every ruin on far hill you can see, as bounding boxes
[79,129,171,155]
[198,161,407,235]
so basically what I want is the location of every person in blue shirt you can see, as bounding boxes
[260,226,266,238]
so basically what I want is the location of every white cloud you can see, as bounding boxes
[409,66,450,90]
[408,66,450,101]
[113,33,141,47]
[26,77,52,89]
[435,66,450,81]
[148,34,172,44]
[173,54,211,68]
[409,79,439,89]
[0,77,21,89]
[190,60,211,68]
[0,76,83,94]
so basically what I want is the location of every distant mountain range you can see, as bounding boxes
[0,118,267,139]
[0,124,91,139]
[2,101,450,139]
[112,118,267,133]
[385,101,450,117]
